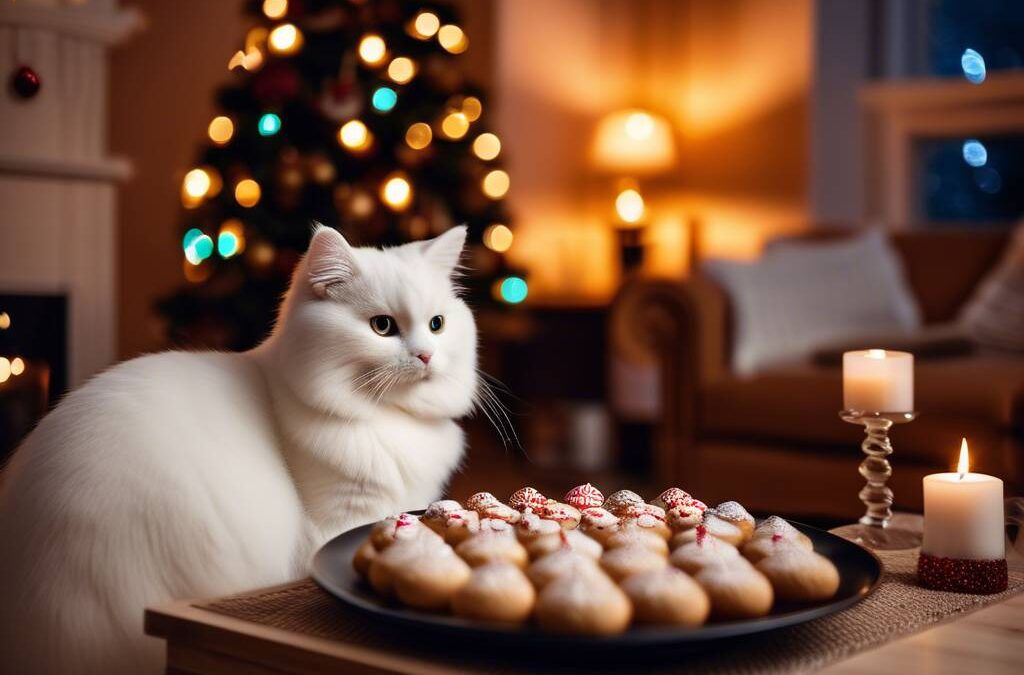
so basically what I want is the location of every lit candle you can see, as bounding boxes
[842,349,913,412]
[922,439,1004,561]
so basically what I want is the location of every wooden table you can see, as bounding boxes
[147,518,1024,675]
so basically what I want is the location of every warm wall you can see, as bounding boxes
[495,0,812,303]
[110,1,247,359]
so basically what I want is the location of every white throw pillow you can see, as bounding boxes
[704,229,922,376]
[959,224,1024,352]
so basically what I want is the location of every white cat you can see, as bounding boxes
[0,225,479,674]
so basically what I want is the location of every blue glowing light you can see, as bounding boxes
[962,139,987,167]
[371,87,398,112]
[183,228,204,251]
[961,49,986,84]
[258,113,282,136]
[499,276,528,304]
[218,231,240,258]
[974,167,1002,194]
[184,230,214,265]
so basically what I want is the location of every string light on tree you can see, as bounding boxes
[234,179,261,207]
[358,34,388,66]
[461,96,482,121]
[473,133,500,160]
[268,23,302,55]
[183,228,215,265]
[410,11,440,39]
[0,357,10,384]
[10,357,24,376]
[258,112,282,136]
[438,25,468,53]
[496,276,528,304]
[441,111,469,139]
[371,87,398,112]
[483,224,513,252]
[380,172,413,211]
[338,119,372,152]
[482,169,510,199]
[218,219,246,258]
[405,122,432,150]
[387,57,416,84]
[0,312,10,329]
[262,0,287,20]
[208,116,234,144]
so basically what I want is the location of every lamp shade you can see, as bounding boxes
[591,109,677,174]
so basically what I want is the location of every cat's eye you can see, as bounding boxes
[429,315,445,333]
[370,315,398,336]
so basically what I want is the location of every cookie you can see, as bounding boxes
[666,503,705,532]
[422,500,464,534]
[742,516,813,562]
[602,489,646,516]
[465,491,501,513]
[455,532,529,568]
[670,529,742,575]
[442,509,480,546]
[527,549,600,589]
[392,544,472,610]
[670,513,743,548]
[651,487,692,511]
[564,483,605,510]
[368,536,445,596]
[605,527,670,556]
[619,512,672,540]
[620,567,710,627]
[578,507,621,544]
[742,533,808,563]
[538,502,582,529]
[515,511,562,545]
[755,547,840,602]
[508,486,548,512]
[479,502,521,524]
[535,569,633,635]
[711,501,755,542]
[695,558,774,620]
[600,545,668,581]
[451,562,537,623]
[352,539,376,578]
[478,517,517,537]
[527,529,603,560]
[369,513,429,550]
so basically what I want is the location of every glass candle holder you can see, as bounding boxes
[833,410,921,550]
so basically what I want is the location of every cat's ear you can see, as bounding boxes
[420,225,467,275]
[307,225,358,298]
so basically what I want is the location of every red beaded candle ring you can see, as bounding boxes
[917,551,1008,594]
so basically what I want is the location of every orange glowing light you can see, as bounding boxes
[957,438,970,477]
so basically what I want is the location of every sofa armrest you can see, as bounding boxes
[609,276,731,480]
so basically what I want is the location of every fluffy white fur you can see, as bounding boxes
[0,226,478,674]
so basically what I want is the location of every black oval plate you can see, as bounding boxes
[312,516,881,649]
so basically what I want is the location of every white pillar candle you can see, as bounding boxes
[922,439,1005,560]
[843,349,914,412]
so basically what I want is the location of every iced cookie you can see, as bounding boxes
[535,569,633,635]
[515,511,562,545]
[666,503,705,532]
[695,558,774,620]
[742,533,808,563]
[755,547,840,602]
[619,512,672,540]
[392,544,472,610]
[422,500,463,534]
[451,562,537,623]
[670,527,742,574]
[564,483,605,510]
[670,513,744,548]
[622,502,667,522]
[538,501,582,529]
[456,532,529,568]
[352,540,377,578]
[602,489,645,516]
[742,516,813,562]
[442,509,480,546]
[711,501,756,542]
[478,517,516,537]
[369,513,429,550]
[605,527,670,556]
[651,487,691,511]
[528,529,603,560]
[527,549,600,589]
[479,502,521,524]
[600,544,668,581]
[578,507,621,544]
[620,567,710,627]
[508,486,548,513]
[368,536,446,596]
[465,491,501,514]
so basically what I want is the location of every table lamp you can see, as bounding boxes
[591,109,677,273]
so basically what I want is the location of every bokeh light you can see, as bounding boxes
[462,96,482,121]
[405,122,433,150]
[338,120,372,151]
[961,48,986,84]
[218,219,246,258]
[962,139,987,167]
[438,25,468,54]
[483,224,513,252]
[441,112,469,139]
[262,0,287,19]
[615,188,645,223]
[472,133,500,160]
[498,276,528,304]
[481,169,510,199]
[372,87,398,112]
[10,357,24,376]
[183,228,214,265]
[625,112,655,140]
[183,168,211,199]
[974,167,1002,194]
[268,23,302,55]
[388,57,416,84]
[380,173,412,211]
[412,11,440,39]
[235,179,261,207]
[358,34,387,65]
[0,312,9,330]
[258,113,282,136]
[0,357,10,384]
[208,116,234,144]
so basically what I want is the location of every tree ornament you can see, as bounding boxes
[10,65,41,99]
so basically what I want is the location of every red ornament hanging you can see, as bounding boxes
[10,65,41,99]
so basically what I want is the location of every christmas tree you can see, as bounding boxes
[158,0,524,350]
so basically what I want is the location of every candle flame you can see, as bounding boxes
[957,437,970,478]
[866,349,887,359]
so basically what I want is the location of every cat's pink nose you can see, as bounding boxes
[417,353,432,365]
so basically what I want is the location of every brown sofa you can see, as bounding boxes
[611,229,1022,519]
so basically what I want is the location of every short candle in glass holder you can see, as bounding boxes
[843,349,913,413]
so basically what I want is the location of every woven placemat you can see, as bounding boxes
[200,549,1024,674]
